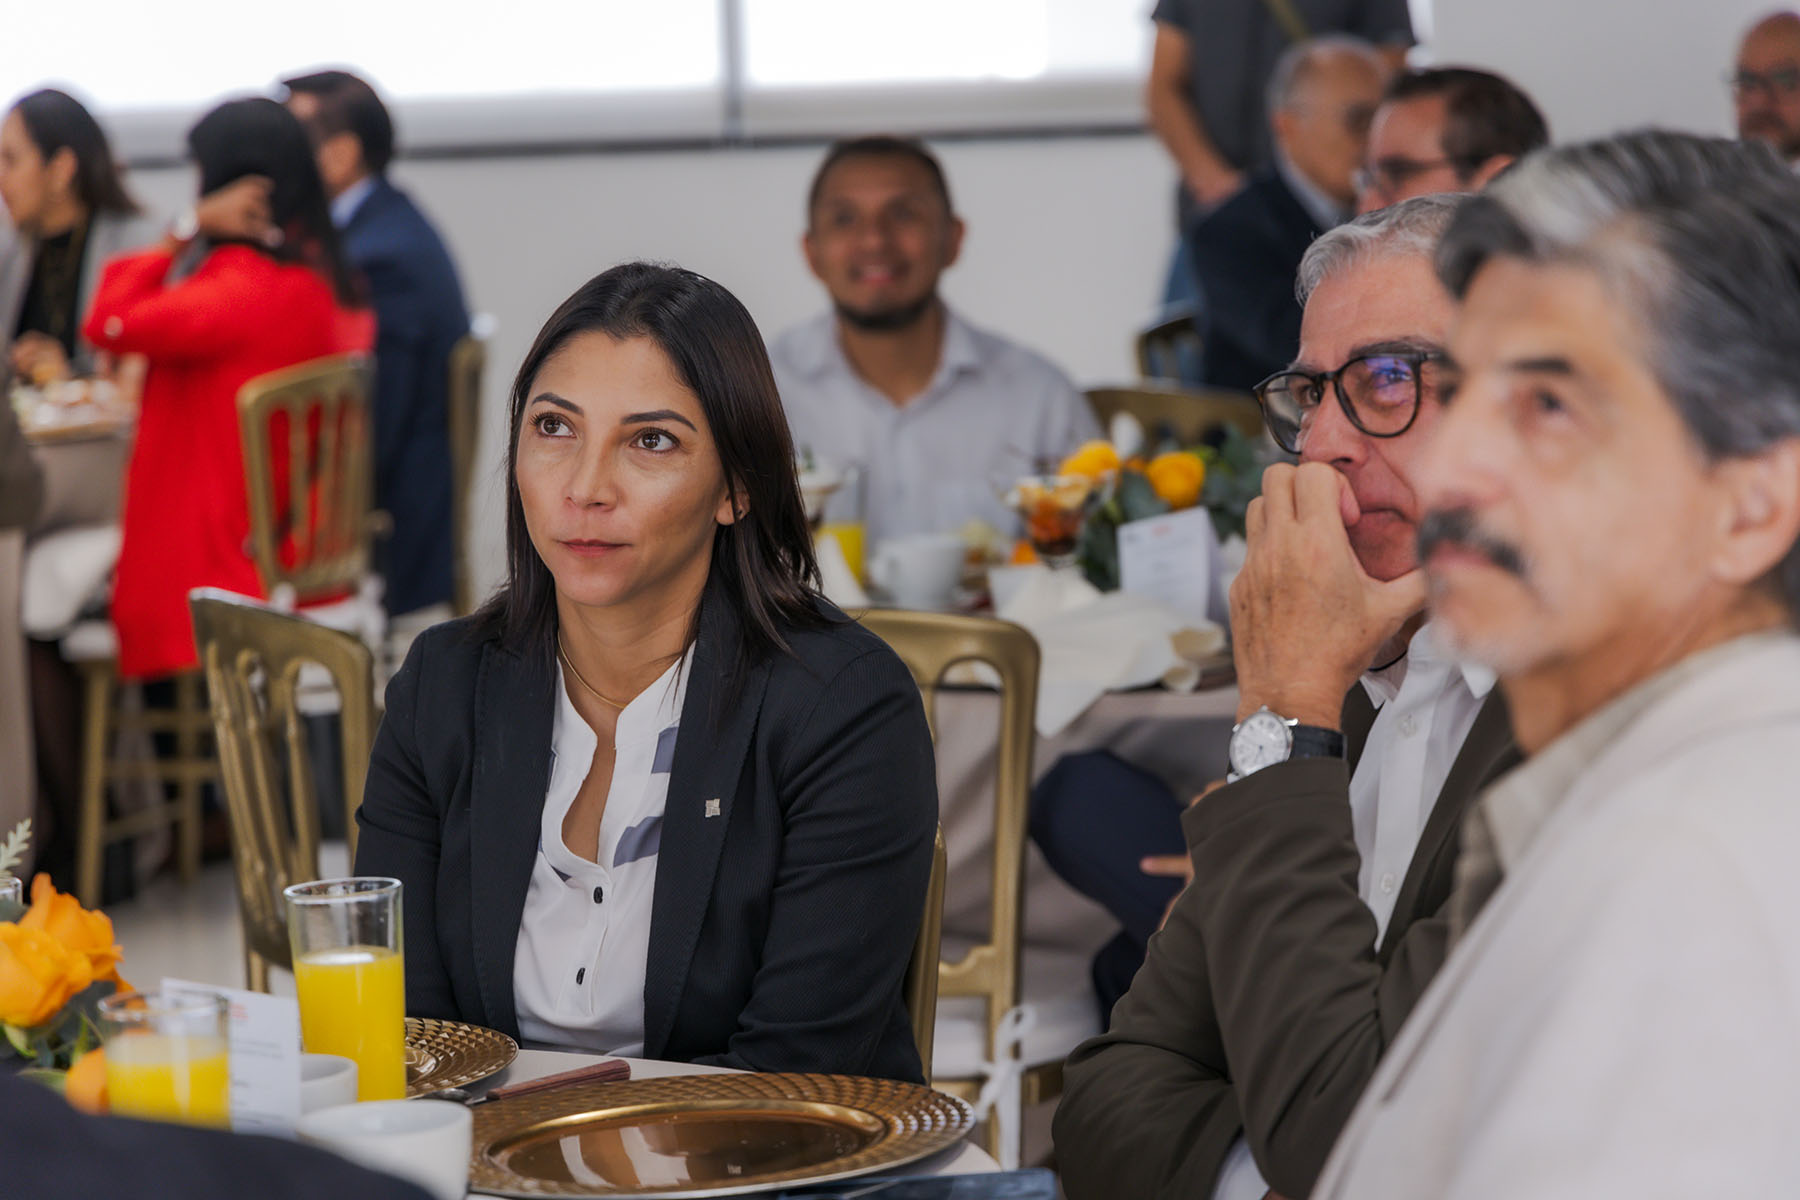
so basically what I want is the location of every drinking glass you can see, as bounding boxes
[99,990,231,1127]
[1006,474,1101,570]
[284,877,407,1101]
[0,874,21,905]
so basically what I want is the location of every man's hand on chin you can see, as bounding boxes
[1228,462,1428,728]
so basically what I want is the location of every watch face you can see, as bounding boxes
[1230,710,1293,777]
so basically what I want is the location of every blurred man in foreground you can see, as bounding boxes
[1354,66,1550,213]
[1316,130,1800,1197]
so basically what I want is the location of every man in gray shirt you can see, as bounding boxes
[768,137,1096,546]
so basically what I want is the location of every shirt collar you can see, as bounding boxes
[793,302,986,392]
[1359,621,1496,708]
[1276,150,1349,232]
[330,175,378,230]
[1477,629,1788,868]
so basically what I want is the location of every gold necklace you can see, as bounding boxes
[557,638,628,710]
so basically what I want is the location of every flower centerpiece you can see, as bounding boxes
[0,821,127,1111]
[1037,423,1264,593]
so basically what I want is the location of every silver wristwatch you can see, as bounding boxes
[1227,706,1346,781]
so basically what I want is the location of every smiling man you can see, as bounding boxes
[1054,195,1520,1200]
[767,137,1095,544]
[1313,131,1800,1197]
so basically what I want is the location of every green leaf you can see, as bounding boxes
[1116,471,1171,524]
[16,1067,67,1095]
[4,1022,33,1058]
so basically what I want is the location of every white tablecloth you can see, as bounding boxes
[468,1050,999,1197]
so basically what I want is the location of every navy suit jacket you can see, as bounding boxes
[342,178,469,616]
[353,589,938,1083]
[1188,168,1330,392]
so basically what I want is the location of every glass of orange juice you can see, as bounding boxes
[99,990,231,1127]
[284,877,407,1102]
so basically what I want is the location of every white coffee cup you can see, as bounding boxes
[868,533,966,610]
[296,1099,472,1200]
[300,1053,358,1114]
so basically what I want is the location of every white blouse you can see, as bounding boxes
[512,649,691,1055]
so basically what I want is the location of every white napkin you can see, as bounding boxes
[815,531,870,609]
[991,566,1226,737]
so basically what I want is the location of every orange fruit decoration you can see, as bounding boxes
[64,1047,108,1114]
[1146,451,1206,510]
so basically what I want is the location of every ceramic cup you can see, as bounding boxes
[296,1099,471,1200]
[299,1053,359,1114]
[867,533,966,610]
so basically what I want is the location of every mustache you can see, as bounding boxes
[1416,508,1528,578]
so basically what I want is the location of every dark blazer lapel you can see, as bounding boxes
[1381,688,1519,954]
[641,594,771,1059]
[468,641,555,1038]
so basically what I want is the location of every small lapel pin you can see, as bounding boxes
[705,798,722,819]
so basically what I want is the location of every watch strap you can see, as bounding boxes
[1290,723,1346,760]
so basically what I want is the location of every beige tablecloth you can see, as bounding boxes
[933,683,1240,957]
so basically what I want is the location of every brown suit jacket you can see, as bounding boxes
[1054,687,1519,1200]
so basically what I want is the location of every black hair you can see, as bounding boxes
[805,135,954,222]
[280,69,396,175]
[1385,67,1551,179]
[477,262,826,676]
[10,88,139,216]
[185,98,361,307]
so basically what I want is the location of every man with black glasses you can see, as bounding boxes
[1052,196,1519,1200]
[1733,10,1800,165]
[1353,66,1549,214]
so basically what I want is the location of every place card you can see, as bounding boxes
[1117,506,1227,629]
[163,976,302,1137]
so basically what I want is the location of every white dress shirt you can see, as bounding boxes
[513,650,691,1056]
[1214,623,1496,1200]
[1315,632,1800,1199]
[767,307,1098,545]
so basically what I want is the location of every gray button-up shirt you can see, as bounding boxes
[768,308,1099,545]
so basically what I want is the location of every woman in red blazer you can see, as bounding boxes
[84,99,370,680]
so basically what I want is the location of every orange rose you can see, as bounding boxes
[64,1047,108,1114]
[0,922,93,1028]
[1058,440,1122,482]
[1146,451,1206,510]
[20,875,126,988]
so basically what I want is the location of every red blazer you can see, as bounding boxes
[85,245,372,680]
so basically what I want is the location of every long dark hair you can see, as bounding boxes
[11,88,139,216]
[478,262,825,676]
[185,98,359,306]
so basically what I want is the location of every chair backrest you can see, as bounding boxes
[447,328,488,615]
[858,610,1039,1076]
[1086,384,1264,449]
[1135,307,1204,382]
[188,589,376,983]
[237,354,375,604]
[905,825,948,1083]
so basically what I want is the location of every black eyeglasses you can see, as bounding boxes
[1729,67,1800,99]
[1252,348,1447,454]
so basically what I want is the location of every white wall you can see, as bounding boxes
[119,0,1767,596]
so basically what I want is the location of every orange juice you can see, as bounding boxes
[822,520,866,583]
[106,1033,230,1127]
[293,945,407,1100]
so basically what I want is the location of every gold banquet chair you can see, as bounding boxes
[861,610,1086,1165]
[905,826,949,1083]
[1085,383,1264,449]
[189,589,376,992]
[447,323,489,616]
[1134,306,1205,383]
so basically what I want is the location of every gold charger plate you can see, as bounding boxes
[470,1072,975,1198]
[405,1017,519,1097]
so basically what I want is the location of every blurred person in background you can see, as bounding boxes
[1188,36,1389,390]
[768,136,1095,547]
[0,88,157,385]
[283,69,469,629]
[1354,66,1550,214]
[0,400,44,863]
[84,98,369,682]
[1733,9,1800,165]
[1144,0,1411,322]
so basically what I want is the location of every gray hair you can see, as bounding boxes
[1436,129,1800,619]
[1295,193,1466,304]
[1265,35,1385,120]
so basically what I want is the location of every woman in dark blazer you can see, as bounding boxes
[355,262,937,1083]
